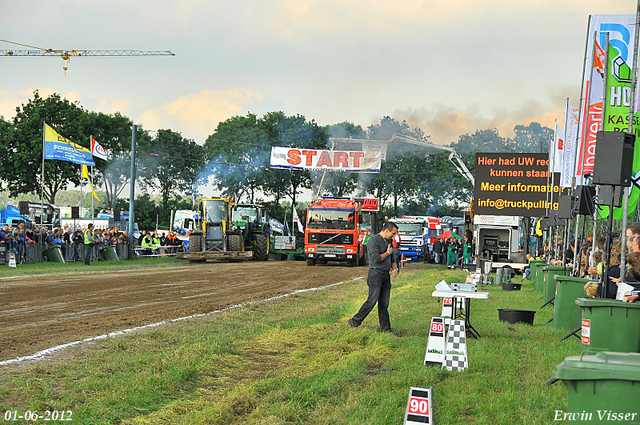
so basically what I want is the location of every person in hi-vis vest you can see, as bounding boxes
[84,223,96,265]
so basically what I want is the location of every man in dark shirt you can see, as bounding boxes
[348,222,400,335]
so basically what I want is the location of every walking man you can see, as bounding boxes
[84,223,96,266]
[348,222,400,335]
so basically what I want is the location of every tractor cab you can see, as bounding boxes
[231,203,269,261]
[197,198,231,251]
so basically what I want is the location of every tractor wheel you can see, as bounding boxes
[188,233,202,253]
[228,234,243,252]
[252,234,269,261]
[306,258,316,266]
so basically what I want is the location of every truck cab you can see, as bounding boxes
[389,216,429,262]
[305,197,377,267]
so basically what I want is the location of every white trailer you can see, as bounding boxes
[474,215,526,267]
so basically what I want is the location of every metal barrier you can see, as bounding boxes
[2,242,131,264]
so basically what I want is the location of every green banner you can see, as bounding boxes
[598,44,640,220]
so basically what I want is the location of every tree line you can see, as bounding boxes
[0,91,552,228]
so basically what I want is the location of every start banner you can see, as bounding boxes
[270,147,381,172]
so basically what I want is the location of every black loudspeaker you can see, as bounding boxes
[71,206,80,219]
[114,209,121,221]
[539,217,550,231]
[574,186,596,215]
[18,201,29,215]
[593,131,635,186]
[558,195,574,219]
[597,185,623,208]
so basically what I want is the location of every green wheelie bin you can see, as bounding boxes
[103,245,119,261]
[576,298,640,355]
[552,352,640,424]
[541,265,568,309]
[531,260,548,293]
[553,276,592,331]
[42,245,65,263]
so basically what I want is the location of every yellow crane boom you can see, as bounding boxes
[0,39,174,73]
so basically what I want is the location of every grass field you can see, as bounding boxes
[0,263,579,424]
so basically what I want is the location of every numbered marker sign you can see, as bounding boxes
[430,322,444,334]
[581,319,590,345]
[404,387,433,424]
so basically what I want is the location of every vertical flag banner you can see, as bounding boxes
[561,104,579,188]
[91,137,108,161]
[82,164,102,202]
[44,124,95,166]
[576,14,636,180]
[293,206,304,233]
[598,44,640,220]
[552,124,564,174]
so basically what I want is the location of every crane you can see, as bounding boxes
[0,39,174,73]
[390,134,475,185]
[328,133,475,186]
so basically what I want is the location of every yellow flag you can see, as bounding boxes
[81,164,101,201]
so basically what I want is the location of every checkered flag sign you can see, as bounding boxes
[443,320,468,371]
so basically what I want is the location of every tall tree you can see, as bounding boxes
[510,122,552,153]
[141,129,205,223]
[202,113,269,202]
[88,111,141,208]
[0,116,13,191]
[451,128,508,155]
[8,91,92,204]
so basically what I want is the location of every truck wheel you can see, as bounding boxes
[358,246,368,266]
[252,234,269,261]
[188,234,202,253]
[228,234,242,252]
[306,258,316,266]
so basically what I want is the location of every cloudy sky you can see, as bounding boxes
[0,0,637,146]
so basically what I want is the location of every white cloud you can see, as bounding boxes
[137,88,265,139]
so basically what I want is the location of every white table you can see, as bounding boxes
[432,290,490,339]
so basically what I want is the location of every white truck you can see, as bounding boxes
[389,216,430,262]
[172,210,199,240]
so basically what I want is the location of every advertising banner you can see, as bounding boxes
[270,147,381,172]
[561,105,579,188]
[576,14,636,179]
[474,153,563,217]
[598,44,640,220]
[44,123,95,167]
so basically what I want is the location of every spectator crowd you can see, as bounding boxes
[1,221,184,263]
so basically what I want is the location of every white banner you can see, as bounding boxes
[561,104,579,188]
[551,123,564,174]
[270,147,381,172]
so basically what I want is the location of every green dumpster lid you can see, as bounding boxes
[575,297,640,309]
[541,265,566,271]
[553,352,640,381]
[554,275,593,284]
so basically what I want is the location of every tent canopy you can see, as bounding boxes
[439,230,461,240]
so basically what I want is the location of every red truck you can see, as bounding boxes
[304,197,379,266]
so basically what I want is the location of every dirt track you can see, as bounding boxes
[0,262,367,363]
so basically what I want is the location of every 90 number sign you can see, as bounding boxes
[404,386,433,424]
[408,397,429,415]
